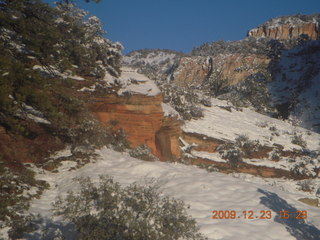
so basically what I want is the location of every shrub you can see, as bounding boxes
[53,176,207,240]
[297,179,314,192]
[0,163,48,239]
[129,144,158,161]
[290,158,317,178]
[218,135,264,167]
[269,148,280,161]
[235,135,262,157]
[256,121,269,128]
[65,118,130,155]
[159,83,204,120]
[217,142,243,168]
[291,133,307,148]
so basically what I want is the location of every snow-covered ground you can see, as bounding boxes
[23,148,320,240]
[184,98,320,151]
[182,98,320,178]
[269,40,320,132]
[103,67,161,96]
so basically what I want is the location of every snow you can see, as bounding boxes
[161,102,180,118]
[78,84,96,92]
[19,103,51,124]
[105,67,161,96]
[254,16,306,30]
[191,150,227,163]
[26,147,320,240]
[268,41,320,132]
[123,51,177,66]
[183,98,320,151]
[123,50,181,76]
[50,146,72,160]
[26,114,51,125]
[32,65,84,80]
[67,75,84,81]
[0,227,10,240]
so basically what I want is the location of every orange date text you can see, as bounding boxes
[211,210,307,220]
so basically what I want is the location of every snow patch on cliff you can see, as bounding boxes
[104,67,161,96]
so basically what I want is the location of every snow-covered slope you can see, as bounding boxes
[184,98,320,151]
[123,49,183,81]
[25,148,320,240]
[105,67,161,96]
[183,98,320,178]
[269,40,320,132]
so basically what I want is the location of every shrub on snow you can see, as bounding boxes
[53,176,207,240]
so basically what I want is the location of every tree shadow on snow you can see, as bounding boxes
[258,188,320,240]
[23,216,78,240]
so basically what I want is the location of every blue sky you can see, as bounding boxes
[45,0,320,54]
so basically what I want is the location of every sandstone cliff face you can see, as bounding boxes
[173,57,212,86]
[211,53,270,85]
[173,54,270,87]
[90,93,181,161]
[248,18,319,40]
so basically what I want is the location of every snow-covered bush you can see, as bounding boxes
[54,2,122,78]
[297,179,314,192]
[0,162,48,239]
[53,176,207,240]
[290,156,318,178]
[160,83,204,120]
[235,135,262,157]
[63,118,129,156]
[218,135,264,168]
[291,133,307,148]
[129,144,158,161]
[217,142,243,168]
[256,121,269,128]
[269,148,281,161]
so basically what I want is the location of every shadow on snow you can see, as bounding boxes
[258,188,320,240]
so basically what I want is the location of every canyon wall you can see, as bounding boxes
[248,21,319,40]
[173,54,270,87]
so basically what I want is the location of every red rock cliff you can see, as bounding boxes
[248,18,319,40]
[173,57,212,86]
[90,93,181,161]
[173,54,270,87]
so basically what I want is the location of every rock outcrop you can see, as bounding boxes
[248,16,319,40]
[89,69,182,161]
[173,54,270,87]
[173,57,212,86]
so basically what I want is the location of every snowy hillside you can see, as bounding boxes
[2,5,320,239]
[184,98,320,151]
[123,49,184,81]
[269,40,320,132]
[20,148,320,240]
[183,98,320,179]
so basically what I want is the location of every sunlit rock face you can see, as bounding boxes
[90,81,181,161]
[173,54,270,87]
[248,16,319,41]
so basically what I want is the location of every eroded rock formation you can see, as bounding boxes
[90,93,181,161]
[173,54,270,87]
[248,19,319,40]
[173,57,212,86]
